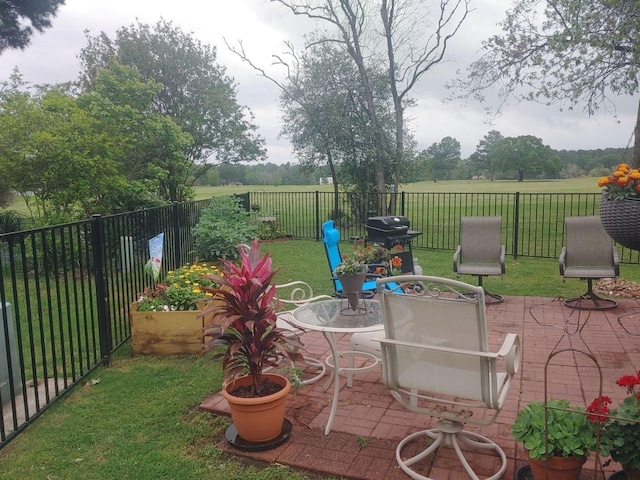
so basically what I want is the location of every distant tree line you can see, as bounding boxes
[200,136,630,187]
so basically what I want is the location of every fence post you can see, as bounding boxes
[401,191,405,216]
[315,191,320,241]
[171,201,181,270]
[513,192,520,259]
[91,214,112,366]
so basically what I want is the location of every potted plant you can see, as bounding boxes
[587,371,640,480]
[198,239,301,443]
[130,262,220,355]
[512,398,597,480]
[598,163,640,251]
[333,254,368,310]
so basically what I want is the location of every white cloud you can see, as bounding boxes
[0,0,635,164]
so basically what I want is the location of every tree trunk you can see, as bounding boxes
[633,96,640,168]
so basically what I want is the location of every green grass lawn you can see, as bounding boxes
[1,238,637,479]
[191,177,602,200]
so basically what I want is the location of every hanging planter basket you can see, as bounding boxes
[599,193,640,252]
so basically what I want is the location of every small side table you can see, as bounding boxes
[291,299,384,435]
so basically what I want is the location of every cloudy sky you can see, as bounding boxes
[1,0,637,163]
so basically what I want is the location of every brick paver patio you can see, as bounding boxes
[200,295,640,480]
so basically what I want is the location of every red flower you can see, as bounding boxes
[586,396,612,422]
[616,371,640,394]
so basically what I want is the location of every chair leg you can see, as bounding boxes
[469,276,503,304]
[396,419,507,480]
[563,279,618,311]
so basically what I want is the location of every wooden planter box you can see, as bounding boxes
[130,301,205,355]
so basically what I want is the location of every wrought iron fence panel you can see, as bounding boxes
[0,201,210,449]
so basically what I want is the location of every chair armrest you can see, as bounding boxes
[496,333,520,374]
[559,247,567,275]
[500,245,506,274]
[453,245,461,272]
[378,336,519,362]
[612,247,620,276]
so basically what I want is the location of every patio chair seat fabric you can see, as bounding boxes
[559,216,619,310]
[453,216,506,303]
[375,275,520,480]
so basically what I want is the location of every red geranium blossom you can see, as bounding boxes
[586,396,612,422]
[616,371,640,394]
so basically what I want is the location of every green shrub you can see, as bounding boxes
[191,196,258,261]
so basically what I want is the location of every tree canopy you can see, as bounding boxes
[453,0,640,166]
[491,135,561,182]
[0,0,65,53]
[265,0,470,214]
[78,19,265,168]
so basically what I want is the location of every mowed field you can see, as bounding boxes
[192,177,602,200]
[7,177,602,214]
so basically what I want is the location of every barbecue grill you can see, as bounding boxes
[365,216,421,274]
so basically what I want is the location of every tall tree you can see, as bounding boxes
[471,130,504,179]
[272,0,470,214]
[78,62,194,204]
[491,136,561,182]
[0,0,65,53]
[425,136,461,182]
[78,20,265,171]
[278,43,395,213]
[453,0,640,166]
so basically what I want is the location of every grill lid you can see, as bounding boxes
[366,216,410,234]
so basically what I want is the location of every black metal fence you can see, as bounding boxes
[1,191,637,449]
[0,200,211,448]
[247,190,640,263]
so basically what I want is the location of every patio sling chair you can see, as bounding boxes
[272,280,332,385]
[375,275,520,480]
[559,215,619,310]
[453,216,506,304]
[322,220,380,297]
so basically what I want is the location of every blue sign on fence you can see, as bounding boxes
[144,233,164,281]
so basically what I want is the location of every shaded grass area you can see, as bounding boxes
[1,239,637,479]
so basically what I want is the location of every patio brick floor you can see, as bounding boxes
[199,295,640,480]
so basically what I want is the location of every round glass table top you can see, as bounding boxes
[292,299,383,333]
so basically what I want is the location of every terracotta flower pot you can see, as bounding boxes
[527,453,587,480]
[222,373,291,443]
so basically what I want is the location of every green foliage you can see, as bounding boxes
[79,19,265,167]
[454,0,640,166]
[191,196,258,261]
[599,395,640,469]
[492,136,562,182]
[588,371,640,470]
[511,399,597,459]
[0,210,25,234]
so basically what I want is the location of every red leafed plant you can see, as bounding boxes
[587,371,640,471]
[198,239,302,397]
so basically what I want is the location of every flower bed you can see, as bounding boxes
[130,262,220,355]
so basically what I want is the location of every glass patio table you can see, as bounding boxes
[291,298,384,435]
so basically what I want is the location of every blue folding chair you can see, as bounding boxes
[322,220,380,296]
